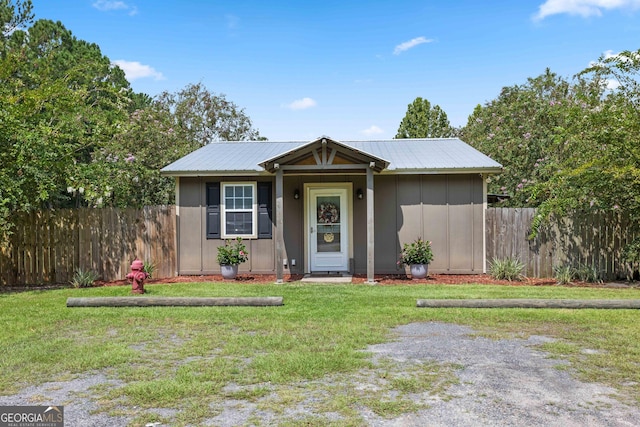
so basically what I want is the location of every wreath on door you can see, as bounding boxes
[317,203,339,224]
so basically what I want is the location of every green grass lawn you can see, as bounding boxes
[1,282,639,426]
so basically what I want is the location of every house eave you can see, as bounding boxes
[379,167,503,175]
[160,170,269,178]
[161,166,503,178]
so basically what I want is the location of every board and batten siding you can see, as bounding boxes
[177,177,276,275]
[371,174,485,275]
[177,174,486,276]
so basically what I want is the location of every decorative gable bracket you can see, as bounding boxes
[259,136,389,174]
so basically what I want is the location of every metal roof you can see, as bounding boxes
[160,137,502,176]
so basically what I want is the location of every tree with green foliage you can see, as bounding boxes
[527,51,640,237]
[0,0,33,42]
[156,82,264,144]
[461,69,602,207]
[0,2,266,240]
[1,15,132,220]
[0,48,87,225]
[396,97,454,139]
[69,83,266,209]
[462,50,640,265]
[69,101,191,208]
[0,2,135,238]
[0,4,142,239]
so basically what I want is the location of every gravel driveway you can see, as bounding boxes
[365,322,639,426]
[1,322,638,426]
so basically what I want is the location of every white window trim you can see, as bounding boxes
[221,182,258,239]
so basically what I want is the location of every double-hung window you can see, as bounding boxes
[206,181,271,240]
[221,182,257,238]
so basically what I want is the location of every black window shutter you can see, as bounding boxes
[206,182,220,239]
[257,182,272,239]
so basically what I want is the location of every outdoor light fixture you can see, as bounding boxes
[357,189,364,199]
[294,189,300,199]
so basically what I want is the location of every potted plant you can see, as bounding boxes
[216,237,249,279]
[398,237,434,279]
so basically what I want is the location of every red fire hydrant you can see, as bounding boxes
[126,259,149,294]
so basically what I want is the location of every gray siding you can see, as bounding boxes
[177,174,485,276]
[370,174,484,275]
[178,178,203,274]
[178,177,279,275]
[282,176,304,273]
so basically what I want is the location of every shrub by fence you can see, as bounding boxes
[0,206,176,286]
[486,208,636,280]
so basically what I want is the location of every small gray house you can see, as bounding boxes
[161,136,502,283]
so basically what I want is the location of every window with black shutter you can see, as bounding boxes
[207,181,273,239]
[206,182,221,239]
[257,182,273,238]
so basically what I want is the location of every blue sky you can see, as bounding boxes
[34,1,640,141]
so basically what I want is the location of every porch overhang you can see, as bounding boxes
[258,136,389,174]
[263,136,383,285]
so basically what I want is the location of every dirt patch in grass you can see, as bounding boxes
[3,322,639,426]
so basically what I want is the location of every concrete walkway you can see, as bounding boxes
[300,273,353,283]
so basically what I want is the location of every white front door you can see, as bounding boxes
[309,188,349,272]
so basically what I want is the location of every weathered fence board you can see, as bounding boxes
[0,206,176,286]
[2,206,636,285]
[486,208,636,279]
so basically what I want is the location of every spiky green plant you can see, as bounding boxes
[574,263,602,283]
[489,257,525,281]
[70,268,99,288]
[143,260,156,279]
[553,265,574,285]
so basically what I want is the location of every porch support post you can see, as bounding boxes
[275,169,284,283]
[366,167,376,284]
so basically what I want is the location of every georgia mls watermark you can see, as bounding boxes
[0,406,64,427]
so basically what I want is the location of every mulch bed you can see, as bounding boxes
[97,273,628,288]
[2,274,635,292]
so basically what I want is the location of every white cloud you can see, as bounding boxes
[93,1,138,16]
[587,49,640,70]
[285,97,317,110]
[601,49,640,62]
[606,79,621,89]
[534,0,640,21]
[361,125,384,136]
[587,50,634,90]
[588,49,617,67]
[393,36,433,55]
[592,50,620,89]
[112,60,165,81]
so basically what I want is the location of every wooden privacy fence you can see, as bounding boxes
[2,205,636,285]
[486,208,637,280]
[0,206,176,286]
